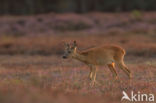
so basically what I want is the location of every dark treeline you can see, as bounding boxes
[0,0,156,15]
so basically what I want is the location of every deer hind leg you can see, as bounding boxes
[107,62,118,79]
[114,53,131,79]
[117,61,131,79]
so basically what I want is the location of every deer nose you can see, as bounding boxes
[62,56,67,59]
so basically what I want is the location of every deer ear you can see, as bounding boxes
[73,41,77,47]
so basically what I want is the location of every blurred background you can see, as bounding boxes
[0,0,155,56]
[0,0,156,14]
[0,1,155,103]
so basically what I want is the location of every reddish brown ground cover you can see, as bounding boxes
[0,12,155,103]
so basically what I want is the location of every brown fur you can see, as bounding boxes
[78,45,125,65]
[63,42,131,86]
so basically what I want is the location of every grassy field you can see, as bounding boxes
[0,55,155,103]
[0,12,155,103]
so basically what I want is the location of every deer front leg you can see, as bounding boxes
[89,67,93,80]
[88,65,97,86]
[92,67,97,85]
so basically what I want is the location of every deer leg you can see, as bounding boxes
[117,62,131,79]
[107,62,118,79]
[89,65,97,86]
[89,67,93,80]
[92,66,97,82]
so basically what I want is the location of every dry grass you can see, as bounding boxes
[0,12,155,103]
[0,55,155,103]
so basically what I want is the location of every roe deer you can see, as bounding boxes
[62,41,131,85]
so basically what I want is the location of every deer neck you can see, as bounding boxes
[72,52,87,63]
